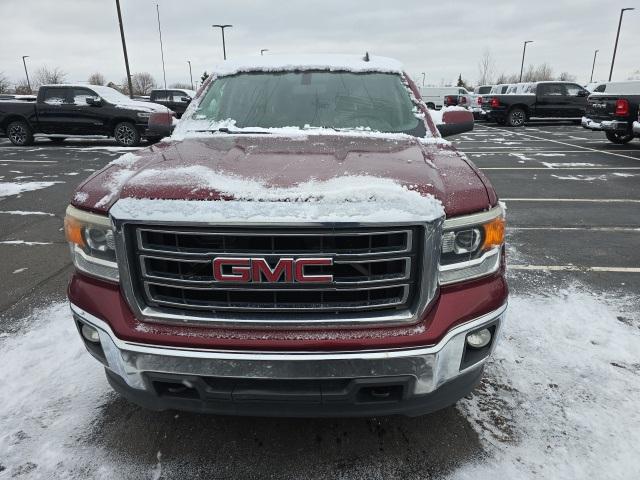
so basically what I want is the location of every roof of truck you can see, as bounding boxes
[209,54,405,77]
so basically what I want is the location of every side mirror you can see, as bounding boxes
[86,97,102,106]
[147,110,175,138]
[180,96,191,103]
[577,90,589,97]
[435,109,474,137]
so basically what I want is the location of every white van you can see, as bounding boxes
[420,86,471,110]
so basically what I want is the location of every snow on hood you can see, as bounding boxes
[110,173,445,224]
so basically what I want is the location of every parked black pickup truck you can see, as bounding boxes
[482,81,590,127]
[581,81,640,144]
[149,89,195,118]
[0,84,170,146]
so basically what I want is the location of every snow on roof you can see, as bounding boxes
[209,54,405,77]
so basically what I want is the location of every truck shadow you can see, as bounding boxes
[91,395,483,479]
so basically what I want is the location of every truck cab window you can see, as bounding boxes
[42,88,68,105]
[72,88,97,106]
[539,84,565,96]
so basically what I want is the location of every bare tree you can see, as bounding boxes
[170,82,192,89]
[129,72,156,95]
[628,70,640,81]
[0,72,9,93]
[14,79,31,95]
[477,49,496,86]
[88,72,106,85]
[534,63,554,81]
[558,72,576,81]
[34,66,67,86]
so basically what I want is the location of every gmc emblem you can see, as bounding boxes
[213,257,334,283]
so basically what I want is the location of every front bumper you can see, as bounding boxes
[71,301,506,416]
[581,116,628,132]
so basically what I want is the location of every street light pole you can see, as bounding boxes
[260,49,269,56]
[187,61,194,90]
[590,49,599,83]
[115,0,134,98]
[519,41,533,82]
[421,72,425,88]
[21,56,31,93]
[608,8,634,81]
[212,24,232,60]
[156,4,167,90]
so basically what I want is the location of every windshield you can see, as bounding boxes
[189,71,425,136]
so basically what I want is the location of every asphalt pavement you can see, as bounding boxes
[0,124,639,479]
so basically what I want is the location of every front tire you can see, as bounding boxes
[506,107,526,127]
[113,122,141,147]
[7,120,34,146]
[605,131,634,144]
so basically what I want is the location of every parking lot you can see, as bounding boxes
[1,124,639,479]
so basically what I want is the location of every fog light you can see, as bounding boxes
[466,328,492,349]
[81,324,100,343]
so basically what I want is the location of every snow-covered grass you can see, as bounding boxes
[0,288,638,478]
[452,287,640,480]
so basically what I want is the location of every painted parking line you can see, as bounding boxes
[481,167,640,170]
[509,226,640,232]
[0,159,58,163]
[510,265,640,273]
[487,127,640,162]
[502,198,640,203]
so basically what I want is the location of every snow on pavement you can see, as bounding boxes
[0,181,63,198]
[0,288,638,478]
[452,287,640,480]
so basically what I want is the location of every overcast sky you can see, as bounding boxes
[2,0,639,89]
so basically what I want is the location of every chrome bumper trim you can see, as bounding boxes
[633,121,640,135]
[70,301,507,395]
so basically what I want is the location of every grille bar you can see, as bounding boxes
[127,225,424,317]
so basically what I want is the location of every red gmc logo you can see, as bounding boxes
[213,257,334,283]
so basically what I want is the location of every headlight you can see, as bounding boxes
[439,205,505,285]
[64,205,119,282]
[137,112,151,119]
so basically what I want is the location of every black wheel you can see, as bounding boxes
[7,120,34,146]
[49,137,66,144]
[113,122,141,147]
[506,107,526,127]
[426,102,436,110]
[605,131,634,144]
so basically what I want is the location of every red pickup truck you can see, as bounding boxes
[65,55,507,417]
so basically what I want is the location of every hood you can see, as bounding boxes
[114,100,168,113]
[72,134,494,217]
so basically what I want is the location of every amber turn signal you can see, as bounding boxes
[482,216,505,250]
[64,215,85,247]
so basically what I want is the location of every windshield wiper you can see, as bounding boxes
[194,127,271,135]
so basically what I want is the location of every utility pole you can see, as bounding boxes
[187,60,194,90]
[608,8,634,81]
[115,0,134,98]
[590,49,599,83]
[519,41,533,82]
[421,72,425,87]
[212,24,232,60]
[260,49,269,56]
[156,4,167,90]
[21,56,31,93]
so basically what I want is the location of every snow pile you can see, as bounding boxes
[0,181,63,198]
[452,287,640,479]
[93,153,141,208]
[115,172,445,223]
[209,54,404,78]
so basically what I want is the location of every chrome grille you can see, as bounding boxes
[127,226,423,316]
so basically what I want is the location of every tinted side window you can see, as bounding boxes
[594,84,607,93]
[41,88,69,105]
[153,90,170,101]
[172,91,188,101]
[539,84,566,96]
[565,84,584,96]
[71,88,97,105]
